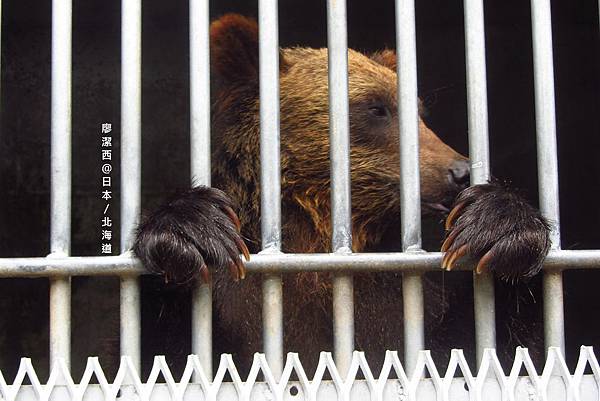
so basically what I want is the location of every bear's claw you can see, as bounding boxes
[441,182,551,281]
[133,186,250,285]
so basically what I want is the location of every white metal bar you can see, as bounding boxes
[402,273,424,374]
[49,278,71,370]
[120,0,142,371]
[190,0,212,379]
[262,274,283,377]
[395,0,425,374]
[258,0,284,379]
[0,250,597,277]
[327,0,354,376]
[464,0,496,365]
[50,0,72,371]
[530,0,564,352]
[120,276,140,366]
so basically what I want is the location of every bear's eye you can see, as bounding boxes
[368,105,390,119]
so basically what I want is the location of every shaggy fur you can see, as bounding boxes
[442,182,551,282]
[133,14,551,372]
[134,187,249,285]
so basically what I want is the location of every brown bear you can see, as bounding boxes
[134,14,550,372]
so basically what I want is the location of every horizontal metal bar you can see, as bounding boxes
[0,250,598,277]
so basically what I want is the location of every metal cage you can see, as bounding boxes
[0,0,599,399]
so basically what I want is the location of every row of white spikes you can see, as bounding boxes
[0,346,598,401]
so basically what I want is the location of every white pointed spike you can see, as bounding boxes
[387,351,409,383]
[191,354,222,401]
[123,355,144,396]
[257,353,287,400]
[319,351,351,401]
[443,349,475,401]
[54,358,78,400]
[514,347,546,401]
[223,353,245,395]
[577,346,600,401]
[287,353,316,401]
[189,354,212,390]
[355,352,376,389]
[151,355,179,399]
[543,347,577,401]
[4,358,31,401]
[108,357,128,400]
[329,351,365,401]
[212,354,231,387]
[478,348,512,401]
[508,347,526,390]
[279,353,297,388]
[21,358,45,400]
[574,346,600,392]
[235,353,261,401]
[179,355,195,386]
[68,357,100,401]
[384,350,410,395]
[416,350,442,382]
[314,352,331,385]
[288,353,310,386]
[322,351,344,387]
[373,351,394,401]
[257,353,277,388]
[171,356,195,401]
[142,354,173,400]
[88,357,114,400]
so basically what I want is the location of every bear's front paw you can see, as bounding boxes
[441,182,551,281]
[133,186,250,285]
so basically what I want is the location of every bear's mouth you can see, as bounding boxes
[422,201,451,214]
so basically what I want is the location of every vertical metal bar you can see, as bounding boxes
[50,0,72,371]
[395,0,424,374]
[262,274,283,377]
[258,0,284,379]
[120,0,142,371]
[464,0,495,365]
[190,0,213,379]
[326,0,354,376]
[401,274,423,373]
[530,0,564,352]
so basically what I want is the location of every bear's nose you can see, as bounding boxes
[449,160,470,189]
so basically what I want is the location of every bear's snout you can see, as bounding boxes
[448,159,470,191]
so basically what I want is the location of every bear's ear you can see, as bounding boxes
[210,14,288,83]
[211,14,260,82]
[370,49,397,72]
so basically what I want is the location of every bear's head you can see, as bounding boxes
[210,14,469,251]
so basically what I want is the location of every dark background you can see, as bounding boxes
[0,0,598,380]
